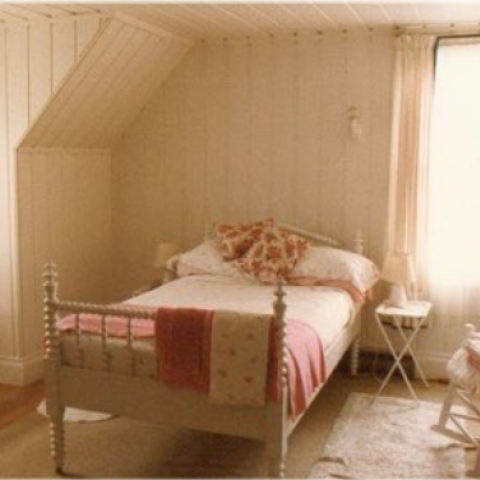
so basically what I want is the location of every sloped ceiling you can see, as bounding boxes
[0,3,103,25]
[20,15,191,149]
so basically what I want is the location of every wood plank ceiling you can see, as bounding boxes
[2,3,480,38]
[0,3,103,25]
[21,17,190,149]
[91,3,480,39]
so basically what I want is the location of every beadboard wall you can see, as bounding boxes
[17,149,113,360]
[2,25,455,383]
[0,17,102,384]
[112,30,394,346]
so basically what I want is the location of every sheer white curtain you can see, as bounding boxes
[426,39,480,324]
[387,34,436,296]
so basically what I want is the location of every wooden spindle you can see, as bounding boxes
[43,262,65,474]
[44,262,59,362]
[350,231,364,378]
[348,231,364,378]
[101,315,110,371]
[127,317,136,376]
[75,313,84,368]
[350,335,360,376]
[273,281,288,396]
[267,280,288,478]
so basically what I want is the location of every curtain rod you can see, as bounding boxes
[401,23,480,37]
[435,33,480,41]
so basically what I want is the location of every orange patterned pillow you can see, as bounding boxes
[216,218,274,261]
[233,225,310,284]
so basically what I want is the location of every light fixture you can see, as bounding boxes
[347,104,362,141]
[381,252,415,308]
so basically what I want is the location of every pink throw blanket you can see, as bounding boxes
[267,319,325,418]
[155,308,213,393]
[57,308,326,418]
[287,276,366,304]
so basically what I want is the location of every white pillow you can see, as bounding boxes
[291,246,379,293]
[173,239,245,279]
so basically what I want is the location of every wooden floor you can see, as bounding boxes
[0,375,458,479]
[0,381,44,431]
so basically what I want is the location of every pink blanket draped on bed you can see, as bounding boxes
[154,308,325,418]
[57,308,326,418]
[267,319,325,418]
[155,308,213,393]
[287,276,366,304]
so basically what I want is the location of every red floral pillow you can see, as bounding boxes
[233,225,310,284]
[216,218,274,261]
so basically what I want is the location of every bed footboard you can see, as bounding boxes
[43,263,159,475]
[43,263,290,478]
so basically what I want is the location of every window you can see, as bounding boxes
[427,39,480,286]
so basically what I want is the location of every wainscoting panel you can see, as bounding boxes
[17,149,113,359]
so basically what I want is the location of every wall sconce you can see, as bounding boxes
[347,104,362,141]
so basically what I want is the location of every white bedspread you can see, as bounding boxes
[126,275,356,349]
[210,310,271,407]
[60,275,356,378]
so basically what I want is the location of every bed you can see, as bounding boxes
[43,223,369,478]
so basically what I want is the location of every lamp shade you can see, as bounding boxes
[154,242,181,268]
[381,253,415,284]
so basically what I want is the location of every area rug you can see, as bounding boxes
[310,392,466,479]
[37,399,114,423]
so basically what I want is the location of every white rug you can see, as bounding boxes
[37,399,114,423]
[310,393,466,479]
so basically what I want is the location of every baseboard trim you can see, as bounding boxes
[361,346,450,381]
[0,347,450,386]
[415,352,451,381]
[0,352,44,386]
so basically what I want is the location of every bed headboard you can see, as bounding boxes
[278,223,364,255]
[205,222,364,256]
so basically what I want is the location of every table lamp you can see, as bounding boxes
[381,252,415,308]
[154,242,181,283]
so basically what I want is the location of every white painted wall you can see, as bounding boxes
[6,17,192,385]
[17,149,113,373]
[0,23,454,383]
[112,29,457,378]
[112,30,394,344]
[0,17,102,384]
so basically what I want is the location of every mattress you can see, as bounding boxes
[60,275,357,379]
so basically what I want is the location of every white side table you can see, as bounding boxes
[374,300,432,403]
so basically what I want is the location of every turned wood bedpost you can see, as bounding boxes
[266,280,288,478]
[44,262,65,475]
[350,231,364,377]
[350,334,361,376]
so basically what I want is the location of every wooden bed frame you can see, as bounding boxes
[43,225,365,478]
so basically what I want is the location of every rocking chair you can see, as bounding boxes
[431,324,480,477]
